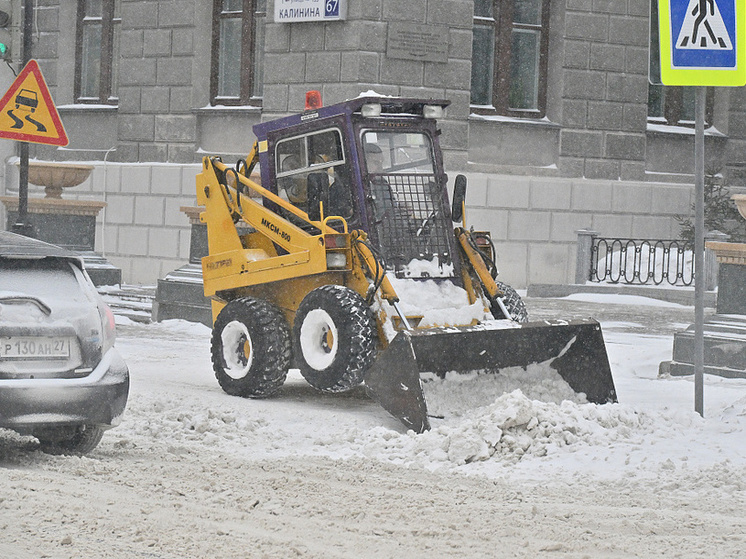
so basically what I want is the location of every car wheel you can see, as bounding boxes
[36,425,105,455]
[293,286,377,393]
[211,297,291,397]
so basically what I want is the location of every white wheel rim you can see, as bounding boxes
[300,308,338,370]
[221,320,254,379]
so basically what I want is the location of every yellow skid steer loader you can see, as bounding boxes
[196,94,616,432]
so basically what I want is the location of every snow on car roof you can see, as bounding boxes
[0,230,80,260]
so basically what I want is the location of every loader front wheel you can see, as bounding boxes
[294,286,377,393]
[211,297,291,398]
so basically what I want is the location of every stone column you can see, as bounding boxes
[558,1,649,180]
[117,0,198,163]
[574,228,598,284]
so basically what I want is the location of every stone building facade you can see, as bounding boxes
[0,0,744,287]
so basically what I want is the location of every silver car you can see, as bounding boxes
[0,231,129,454]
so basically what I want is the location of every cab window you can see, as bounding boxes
[275,129,353,218]
[361,131,435,175]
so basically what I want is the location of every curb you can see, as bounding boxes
[527,283,717,308]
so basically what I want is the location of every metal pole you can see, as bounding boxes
[10,0,33,237]
[694,86,705,417]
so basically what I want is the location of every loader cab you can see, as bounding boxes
[253,96,459,279]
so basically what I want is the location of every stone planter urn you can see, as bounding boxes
[661,193,746,378]
[734,194,746,220]
[701,193,746,315]
[1,160,120,285]
[26,161,95,198]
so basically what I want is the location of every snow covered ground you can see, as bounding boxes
[2,293,746,558]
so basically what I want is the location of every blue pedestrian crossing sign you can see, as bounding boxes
[658,0,746,85]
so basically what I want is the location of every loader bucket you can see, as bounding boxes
[364,318,617,433]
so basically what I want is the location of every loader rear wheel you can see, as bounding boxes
[494,280,529,323]
[293,286,377,393]
[211,297,291,398]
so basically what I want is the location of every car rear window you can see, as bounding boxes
[0,258,85,302]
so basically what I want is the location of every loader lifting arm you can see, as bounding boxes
[196,155,349,297]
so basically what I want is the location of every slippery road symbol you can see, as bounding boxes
[6,89,47,132]
[676,0,733,49]
[6,110,47,132]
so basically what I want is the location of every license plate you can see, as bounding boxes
[0,337,71,359]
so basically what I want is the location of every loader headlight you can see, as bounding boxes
[423,104,444,119]
[326,253,347,269]
[361,103,382,118]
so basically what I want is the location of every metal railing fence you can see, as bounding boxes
[589,237,694,286]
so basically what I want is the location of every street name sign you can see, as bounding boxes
[658,0,746,85]
[0,59,68,146]
[275,0,346,23]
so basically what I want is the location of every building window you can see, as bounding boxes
[470,0,550,118]
[211,0,265,106]
[75,0,120,104]
[647,1,713,127]
[647,85,714,127]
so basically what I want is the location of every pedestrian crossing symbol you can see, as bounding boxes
[659,0,746,85]
[0,60,68,146]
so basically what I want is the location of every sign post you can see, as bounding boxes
[658,0,746,416]
[0,2,68,237]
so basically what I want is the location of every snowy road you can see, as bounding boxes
[2,294,746,558]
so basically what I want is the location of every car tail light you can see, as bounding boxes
[99,302,117,354]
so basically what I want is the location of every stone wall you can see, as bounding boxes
[463,173,693,286]
[262,0,473,170]
[557,0,650,181]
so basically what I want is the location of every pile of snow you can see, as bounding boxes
[421,363,587,418]
[355,391,649,468]
[107,295,746,486]
[386,274,490,329]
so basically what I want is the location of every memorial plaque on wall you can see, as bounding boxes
[386,22,449,63]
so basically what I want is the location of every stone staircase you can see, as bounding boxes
[98,285,155,323]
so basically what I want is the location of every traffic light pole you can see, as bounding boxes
[10,0,33,237]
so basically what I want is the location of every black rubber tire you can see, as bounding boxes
[493,280,529,323]
[293,285,377,393]
[211,297,291,398]
[36,425,105,455]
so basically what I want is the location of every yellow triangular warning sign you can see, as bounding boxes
[0,59,68,146]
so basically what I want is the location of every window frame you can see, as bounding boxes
[360,130,435,176]
[210,0,265,106]
[74,0,120,105]
[471,0,551,119]
[275,128,346,178]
